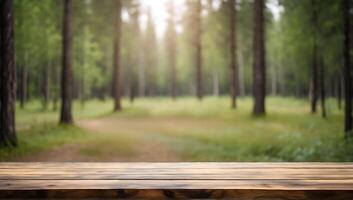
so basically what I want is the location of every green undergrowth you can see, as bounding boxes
[1,96,351,162]
[0,124,86,161]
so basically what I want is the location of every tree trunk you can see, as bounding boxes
[167,0,177,100]
[42,64,50,111]
[310,0,319,114]
[60,0,74,124]
[229,0,238,109]
[79,29,86,108]
[138,54,145,97]
[80,69,85,108]
[19,65,27,109]
[337,75,342,110]
[195,0,203,101]
[212,69,219,96]
[319,55,326,118]
[169,29,177,100]
[238,37,245,97]
[343,0,352,137]
[271,63,278,96]
[52,59,59,111]
[112,0,122,111]
[253,0,266,115]
[310,49,319,113]
[0,0,17,147]
[170,49,177,100]
[80,57,85,108]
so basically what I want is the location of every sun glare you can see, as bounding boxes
[140,0,185,38]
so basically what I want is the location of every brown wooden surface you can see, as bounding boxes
[0,162,353,199]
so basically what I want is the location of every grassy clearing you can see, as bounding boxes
[15,100,114,129]
[78,133,136,158]
[119,97,353,161]
[0,124,85,161]
[2,96,352,162]
[2,100,114,161]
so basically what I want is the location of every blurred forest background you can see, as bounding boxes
[0,0,353,162]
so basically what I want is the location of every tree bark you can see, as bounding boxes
[80,54,85,108]
[79,27,86,108]
[310,0,319,114]
[60,0,74,124]
[343,0,352,137]
[166,0,177,100]
[238,34,245,97]
[52,57,59,111]
[138,54,145,97]
[0,0,17,147]
[19,64,27,109]
[310,49,319,113]
[319,55,326,118]
[170,48,177,100]
[42,64,50,111]
[271,63,278,96]
[112,0,122,111]
[229,0,238,109]
[195,0,203,101]
[337,75,342,110]
[253,0,266,115]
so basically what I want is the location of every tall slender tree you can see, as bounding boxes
[319,55,326,118]
[310,0,319,114]
[15,1,27,109]
[144,8,157,96]
[343,0,352,137]
[337,76,342,110]
[253,0,266,115]
[0,0,17,146]
[60,0,73,124]
[112,0,122,111]
[195,0,203,100]
[42,62,50,111]
[127,1,140,102]
[166,0,177,99]
[229,0,238,109]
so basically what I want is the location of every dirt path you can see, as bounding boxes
[18,117,188,162]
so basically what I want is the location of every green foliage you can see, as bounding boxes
[278,0,343,95]
[13,0,346,100]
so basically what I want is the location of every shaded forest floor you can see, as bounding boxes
[1,97,353,162]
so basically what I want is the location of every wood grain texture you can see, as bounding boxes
[0,162,352,199]
[1,189,353,200]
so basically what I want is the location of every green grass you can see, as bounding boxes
[16,100,113,129]
[2,100,114,161]
[2,96,353,162]
[0,124,86,161]
[114,96,353,161]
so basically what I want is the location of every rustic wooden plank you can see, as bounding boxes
[1,169,353,180]
[0,163,352,199]
[1,167,353,172]
[1,189,353,200]
[1,179,353,190]
[2,169,353,181]
[1,174,353,181]
[1,162,353,169]
[3,175,353,180]
[0,168,353,175]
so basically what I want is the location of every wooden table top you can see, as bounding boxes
[0,162,353,191]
